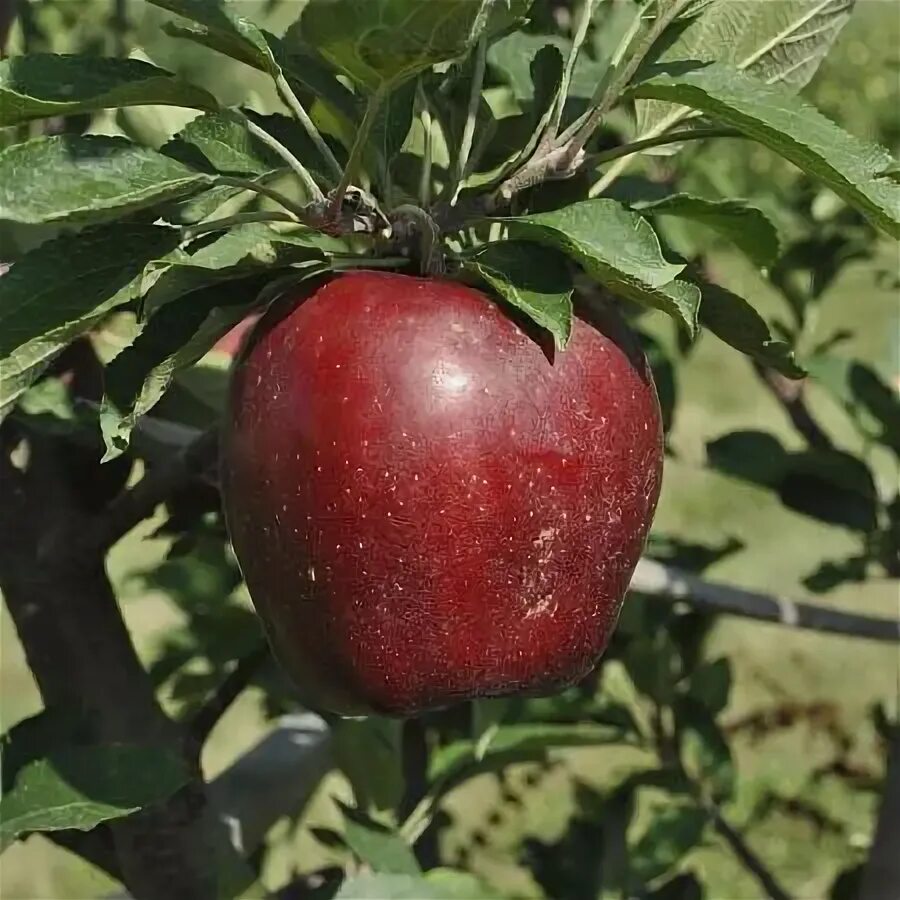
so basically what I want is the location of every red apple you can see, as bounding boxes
[221,271,663,716]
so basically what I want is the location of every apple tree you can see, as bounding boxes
[0,1,898,898]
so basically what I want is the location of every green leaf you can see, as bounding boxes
[0,54,217,127]
[635,0,855,140]
[143,222,341,316]
[501,199,700,335]
[167,111,283,176]
[300,0,526,93]
[0,134,212,224]
[101,234,332,459]
[487,32,603,101]
[636,193,780,268]
[685,657,732,715]
[466,240,574,350]
[429,722,625,786]
[167,109,347,182]
[276,35,362,126]
[1,710,89,795]
[368,80,418,187]
[333,717,404,814]
[340,805,421,875]
[100,285,252,460]
[677,701,735,800]
[630,63,900,238]
[0,744,189,852]
[0,225,181,417]
[698,281,804,378]
[629,803,708,886]
[336,871,500,900]
[148,0,278,75]
[848,363,900,456]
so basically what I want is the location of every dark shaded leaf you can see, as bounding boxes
[466,240,574,350]
[148,0,278,74]
[685,658,732,715]
[637,193,780,268]
[503,200,700,335]
[333,718,405,814]
[0,54,217,126]
[0,225,181,416]
[677,699,734,800]
[849,363,900,455]
[0,744,189,852]
[698,281,804,378]
[629,803,708,886]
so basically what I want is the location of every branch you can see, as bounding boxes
[860,724,900,900]
[182,210,298,238]
[630,559,900,643]
[90,428,219,553]
[448,33,488,206]
[0,427,214,897]
[329,86,387,218]
[275,72,343,183]
[754,365,833,451]
[187,644,270,752]
[585,127,742,169]
[215,175,314,222]
[707,803,794,900]
[236,111,325,204]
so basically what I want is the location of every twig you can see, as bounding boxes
[860,724,900,900]
[236,111,325,203]
[329,87,387,219]
[449,33,488,206]
[275,72,343,182]
[754,365,833,451]
[565,0,688,163]
[630,558,900,643]
[708,803,794,900]
[586,127,742,169]
[491,0,687,208]
[400,718,439,868]
[182,211,298,239]
[215,175,313,222]
[547,0,598,139]
[417,82,434,208]
[90,428,219,553]
[187,644,270,751]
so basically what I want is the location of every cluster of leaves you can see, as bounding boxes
[1,0,898,462]
[1,1,899,898]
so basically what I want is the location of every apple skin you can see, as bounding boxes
[221,271,663,716]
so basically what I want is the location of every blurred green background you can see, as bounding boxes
[1,1,898,897]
